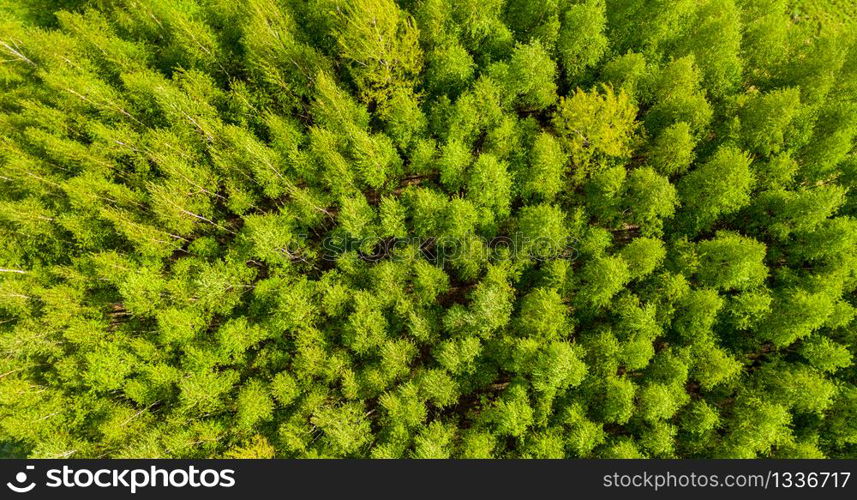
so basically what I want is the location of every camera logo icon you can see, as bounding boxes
[7,465,36,493]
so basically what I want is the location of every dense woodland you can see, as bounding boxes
[0,0,856,458]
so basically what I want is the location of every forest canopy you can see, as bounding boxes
[0,0,856,459]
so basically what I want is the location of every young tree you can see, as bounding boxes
[515,288,569,340]
[520,132,567,201]
[333,0,423,105]
[695,232,768,291]
[577,255,631,309]
[552,86,638,183]
[466,153,513,233]
[516,203,570,260]
[647,122,696,176]
[622,167,678,237]
[620,237,666,280]
[556,0,608,83]
[500,40,558,111]
[677,146,755,233]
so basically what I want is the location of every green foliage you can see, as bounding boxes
[620,237,666,280]
[311,403,372,456]
[695,232,767,291]
[647,122,696,176]
[596,376,636,425]
[800,335,853,373]
[677,146,755,233]
[515,288,569,340]
[623,167,679,236]
[500,40,558,111]
[334,0,422,105]
[557,0,608,83]
[552,86,638,183]
[520,132,566,201]
[577,255,631,309]
[516,203,570,260]
[0,0,855,460]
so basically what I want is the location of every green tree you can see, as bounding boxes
[677,146,755,233]
[552,86,638,183]
[0,0,855,461]
[334,0,422,105]
[557,0,608,83]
